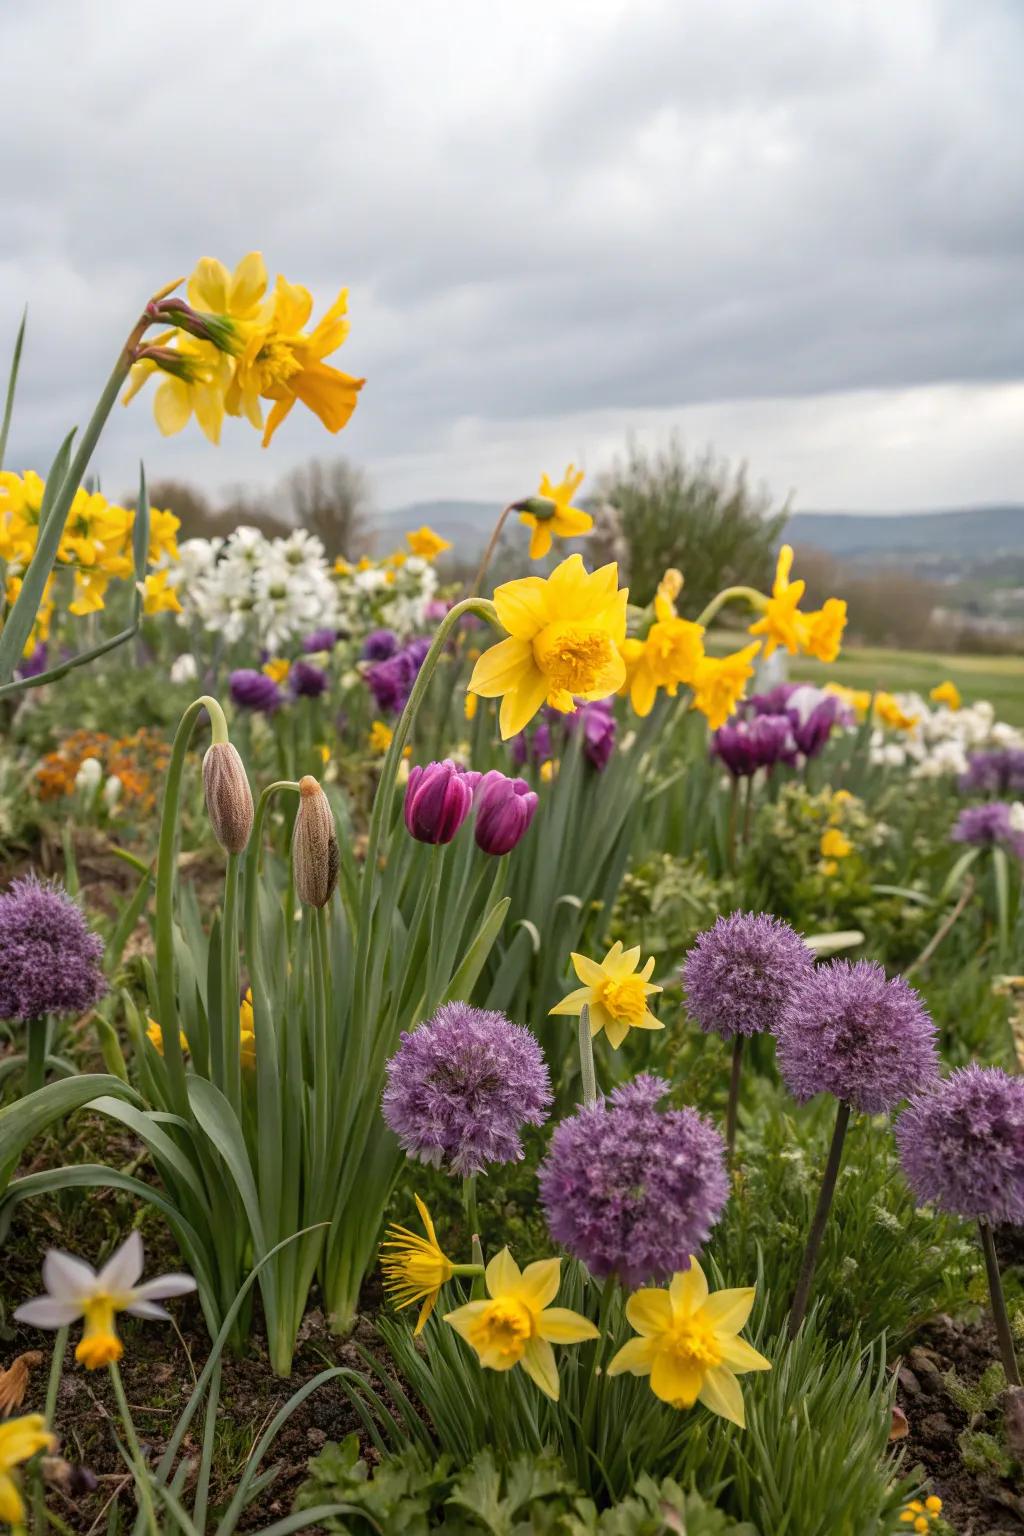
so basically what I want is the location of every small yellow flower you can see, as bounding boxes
[802,597,847,662]
[539,758,558,782]
[825,682,871,719]
[690,642,761,731]
[549,940,663,1050]
[607,1256,770,1426]
[146,1018,189,1056]
[930,680,961,710]
[899,1497,942,1531]
[469,555,627,738]
[239,989,257,1070]
[317,743,331,766]
[381,1195,457,1334]
[445,1247,597,1399]
[748,545,807,657]
[464,692,479,721]
[369,720,394,753]
[875,693,919,731]
[820,827,852,860]
[0,1415,55,1527]
[142,570,183,616]
[519,466,593,561]
[406,525,451,560]
[262,657,291,684]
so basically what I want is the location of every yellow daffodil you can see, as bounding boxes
[188,251,269,329]
[147,508,181,565]
[875,692,919,731]
[262,657,291,684]
[519,466,593,561]
[930,680,961,710]
[464,692,479,722]
[820,827,852,860]
[445,1247,597,1399]
[0,1415,55,1526]
[146,1019,189,1056]
[124,335,235,444]
[607,1256,770,1426]
[227,275,366,447]
[825,682,871,719]
[406,525,451,560]
[690,641,761,730]
[68,568,110,616]
[381,1195,458,1334]
[657,568,684,606]
[748,545,806,657]
[617,570,705,717]
[469,555,627,738]
[239,989,257,1070]
[549,940,663,1049]
[540,758,557,782]
[368,720,394,753]
[142,570,183,616]
[14,1233,195,1371]
[0,470,45,567]
[802,597,847,663]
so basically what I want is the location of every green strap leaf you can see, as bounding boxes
[0,308,26,473]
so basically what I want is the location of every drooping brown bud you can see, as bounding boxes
[293,775,339,908]
[202,742,254,854]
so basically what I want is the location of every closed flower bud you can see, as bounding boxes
[293,776,339,907]
[404,760,478,845]
[202,742,254,855]
[473,770,538,856]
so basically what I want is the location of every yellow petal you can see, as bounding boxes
[188,256,230,313]
[485,1246,522,1298]
[702,1286,756,1334]
[572,953,607,987]
[514,1257,561,1311]
[669,1259,708,1317]
[604,1017,630,1049]
[650,1351,703,1407]
[606,1335,656,1376]
[153,377,191,436]
[413,1193,438,1247]
[229,251,268,314]
[625,1288,673,1337]
[630,665,658,717]
[498,671,549,739]
[443,1299,489,1341]
[469,637,534,698]
[529,522,552,560]
[0,1471,25,1526]
[493,577,552,640]
[535,1306,600,1344]
[717,1334,772,1374]
[520,1336,559,1399]
[697,1364,747,1427]
[548,986,592,1017]
[261,395,294,446]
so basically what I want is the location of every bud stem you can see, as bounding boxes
[695,585,767,628]
[469,502,518,597]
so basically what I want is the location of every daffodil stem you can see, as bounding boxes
[108,1360,159,1536]
[470,502,517,597]
[694,585,765,629]
[32,1328,68,1532]
[725,1036,743,1156]
[979,1218,1022,1386]
[578,1005,598,1106]
[582,1274,617,1446]
[726,778,740,872]
[788,1099,851,1339]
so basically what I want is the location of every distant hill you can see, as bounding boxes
[371,500,496,557]
[788,505,1024,557]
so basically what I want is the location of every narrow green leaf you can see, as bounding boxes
[0,308,26,473]
[443,897,510,1004]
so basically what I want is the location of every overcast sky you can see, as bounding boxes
[1,0,1022,516]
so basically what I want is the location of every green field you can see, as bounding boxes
[789,645,1024,725]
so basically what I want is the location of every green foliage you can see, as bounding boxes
[593,439,787,612]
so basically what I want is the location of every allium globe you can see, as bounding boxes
[0,875,106,1022]
[382,1003,552,1176]
[896,1065,1024,1226]
[229,669,282,714]
[538,1075,728,1287]
[776,960,939,1114]
[682,911,815,1040]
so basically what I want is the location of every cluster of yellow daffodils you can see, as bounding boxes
[748,545,847,663]
[0,473,181,651]
[899,1496,944,1532]
[825,682,920,732]
[608,1257,771,1427]
[550,941,663,1050]
[124,253,365,448]
[445,1248,598,1400]
[0,1415,55,1526]
[14,1232,195,1371]
[518,466,593,561]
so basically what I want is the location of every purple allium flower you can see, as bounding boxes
[361,628,399,662]
[959,749,1024,798]
[303,627,338,653]
[229,669,282,714]
[382,1002,552,1176]
[896,1065,1024,1226]
[0,874,106,1022]
[951,803,1024,859]
[290,659,329,698]
[404,760,479,844]
[565,696,617,771]
[775,960,939,1114]
[473,770,539,855]
[712,714,795,776]
[538,1075,729,1287]
[682,911,815,1040]
[365,636,431,714]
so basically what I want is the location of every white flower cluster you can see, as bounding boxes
[869,695,1024,778]
[168,526,337,653]
[333,555,439,639]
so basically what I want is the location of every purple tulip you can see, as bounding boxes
[566,696,617,771]
[712,714,795,776]
[748,682,800,716]
[788,690,846,758]
[365,635,432,714]
[473,770,539,855]
[404,760,479,844]
[290,659,329,698]
[361,628,399,662]
[304,627,338,653]
[229,669,282,713]
[423,599,450,624]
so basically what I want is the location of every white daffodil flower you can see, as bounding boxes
[15,1232,195,1369]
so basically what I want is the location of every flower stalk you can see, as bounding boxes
[979,1217,1022,1387]
[788,1099,851,1338]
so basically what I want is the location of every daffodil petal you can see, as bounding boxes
[669,1259,708,1317]
[536,1306,599,1344]
[701,1286,756,1334]
[520,1336,559,1399]
[443,1299,489,1341]
[470,637,534,698]
[717,1334,772,1374]
[493,577,551,640]
[625,1288,673,1337]
[498,670,549,739]
[650,1351,702,1407]
[514,1257,561,1311]
[606,1335,656,1376]
[697,1364,747,1427]
[549,986,592,1017]
[485,1246,521,1298]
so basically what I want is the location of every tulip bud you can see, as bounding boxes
[202,742,254,854]
[473,770,539,856]
[404,760,478,844]
[292,775,339,907]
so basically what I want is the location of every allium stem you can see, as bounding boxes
[578,1005,598,1105]
[788,1099,851,1339]
[463,1174,479,1244]
[979,1218,1022,1387]
[25,1016,49,1095]
[725,1036,743,1156]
